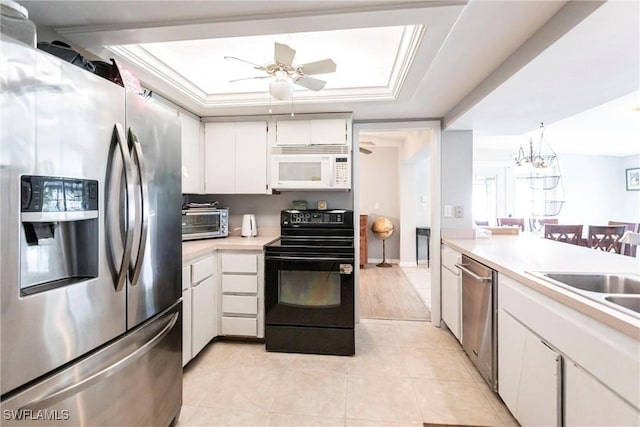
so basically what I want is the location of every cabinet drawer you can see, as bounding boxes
[221,253,257,273]
[222,274,258,294]
[221,317,257,336]
[222,295,258,315]
[191,254,216,283]
[182,265,191,291]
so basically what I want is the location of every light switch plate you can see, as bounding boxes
[444,205,452,217]
[454,206,463,218]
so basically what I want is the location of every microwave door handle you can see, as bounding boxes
[109,123,135,293]
[128,128,149,287]
[322,157,333,187]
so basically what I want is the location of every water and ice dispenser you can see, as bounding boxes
[20,175,99,294]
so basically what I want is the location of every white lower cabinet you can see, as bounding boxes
[181,265,192,367]
[182,253,218,365]
[219,251,264,338]
[565,361,639,427]
[181,287,192,367]
[440,245,461,341]
[498,308,560,427]
[191,275,217,357]
[498,273,640,427]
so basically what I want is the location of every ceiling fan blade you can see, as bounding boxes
[274,42,296,66]
[229,75,271,83]
[294,75,326,91]
[224,55,266,71]
[299,58,337,75]
[359,147,372,155]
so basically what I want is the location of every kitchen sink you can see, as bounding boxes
[605,296,640,314]
[529,271,640,319]
[537,273,640,294]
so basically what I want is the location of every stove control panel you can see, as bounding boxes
[281,209,353,226]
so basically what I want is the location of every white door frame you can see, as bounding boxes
[353,120,442,327]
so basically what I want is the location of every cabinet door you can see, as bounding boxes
[275,120,310,145]
[310,119,346,145]
[179,111,203,193]
[565,361,639,427]
[191,275,216,357]
[235,121,267,193]
[204,122,235,193]
[498,309,560,427]
[441,266,461,341]
[181,288,192,367]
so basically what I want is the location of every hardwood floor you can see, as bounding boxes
[359,264,431,321]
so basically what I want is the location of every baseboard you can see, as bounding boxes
[368,258,400,265]
[398,261,418,267]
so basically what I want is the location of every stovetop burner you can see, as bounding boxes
[266,209,355,257]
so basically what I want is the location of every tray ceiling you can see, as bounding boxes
[106,25,424,107]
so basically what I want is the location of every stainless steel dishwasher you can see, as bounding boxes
[456,254,498,391]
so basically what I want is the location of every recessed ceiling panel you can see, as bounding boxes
[107,25,422,105]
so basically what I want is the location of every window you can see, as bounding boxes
[473,176,497,225]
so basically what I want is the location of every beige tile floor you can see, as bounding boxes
[399,265,431,309]
[178,319,519,427]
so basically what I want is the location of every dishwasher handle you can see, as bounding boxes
[455,263,492,282]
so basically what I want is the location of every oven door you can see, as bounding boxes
[265,254,354,328]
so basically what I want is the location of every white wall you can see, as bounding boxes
[441,131,474,232]
[622,155,640,221]
[185,191,353,235]
[415,156,431,260]
[359,147,400,261]
[474,153,640,225]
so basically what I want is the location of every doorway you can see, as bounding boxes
[353,121,441,322]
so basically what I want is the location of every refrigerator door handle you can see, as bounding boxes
[109,123,136,292]
[17,311,179,412]
[128,127,149,287]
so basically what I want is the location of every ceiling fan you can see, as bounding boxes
[225,42,337,100]
[359,140,375,154]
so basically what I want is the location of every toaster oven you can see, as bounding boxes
[181,208,228,240]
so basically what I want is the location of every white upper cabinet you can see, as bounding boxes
[275,118,349,146]
[275,120,310,145]
[235,122,268,194]
[179,111,203,193]
[204,121,268,194]
[310,119,348,145]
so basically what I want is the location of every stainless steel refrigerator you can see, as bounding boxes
[0,36,183,426]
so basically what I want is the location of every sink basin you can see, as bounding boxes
[605,296,640,314]
[536,273,640,295]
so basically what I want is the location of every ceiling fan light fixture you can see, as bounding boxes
[269,70,293,100]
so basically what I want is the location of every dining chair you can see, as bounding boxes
[529,217,558,233]
[608,221,639,257]
[497,217,525,231]
[587,225,627,254]
[544,224,583,245]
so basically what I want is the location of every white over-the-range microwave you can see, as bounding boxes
[270,145,351,190]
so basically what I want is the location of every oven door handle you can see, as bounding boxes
[266,255,354,262]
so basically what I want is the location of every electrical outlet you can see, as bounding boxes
[454,206,463,218]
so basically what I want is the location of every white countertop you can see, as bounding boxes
[442,234,640,339]
[183,235,279,262]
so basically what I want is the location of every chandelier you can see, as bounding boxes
[514,123,557,169]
